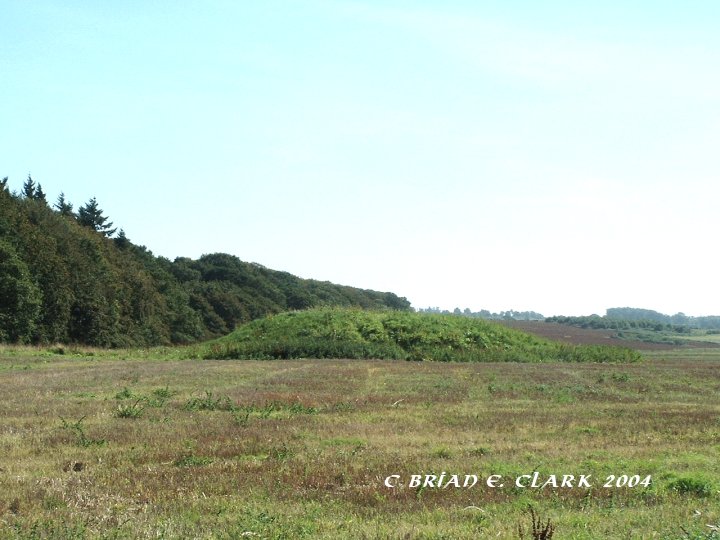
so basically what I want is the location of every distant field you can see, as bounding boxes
[1,346,718,538]
[502,320,720,350]
[681,333,720,344]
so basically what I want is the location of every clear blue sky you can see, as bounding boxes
[3,1,719,316]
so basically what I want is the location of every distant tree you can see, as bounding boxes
[114,229,130,249]
[1,177,8,192]
[77,197,116,237]
[35,183,47,203]
[286,289,313,310]
[54,192,74,216]
[606,307,667,322]
[22,175,36,199]
[670,312,689,326]
[380,292,411,311]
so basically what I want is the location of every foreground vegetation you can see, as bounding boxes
[205,308,642,363]
[1,346,718,538]
[0,179,409,347]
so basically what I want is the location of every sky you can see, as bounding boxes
[2,0,719,317]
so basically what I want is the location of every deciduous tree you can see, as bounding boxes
[0,240,42,342]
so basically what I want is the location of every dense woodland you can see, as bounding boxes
[0,176,410,346]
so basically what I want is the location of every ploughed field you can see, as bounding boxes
[502,320,719,350]
[1,347,718,538]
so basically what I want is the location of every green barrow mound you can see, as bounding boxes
[202,308,641,363]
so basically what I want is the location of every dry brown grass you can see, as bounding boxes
[0,349,719,538]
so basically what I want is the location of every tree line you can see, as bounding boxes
[418,307,544,321]
[604,307,720,329]
[545,315,693,333]
[547,308,720,332]
[0,175,410,346]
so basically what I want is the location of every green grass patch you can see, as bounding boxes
[667,475,716,497]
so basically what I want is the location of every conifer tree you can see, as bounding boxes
[54,192,74,217]
[22,175,36,199]
[1,177,8,192]
[35,183,47,203]
[78,197,117,237]
[114,229,130,249]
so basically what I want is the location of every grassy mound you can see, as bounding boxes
[203,308,641,363]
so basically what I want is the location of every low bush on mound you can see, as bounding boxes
[203,308,642,363]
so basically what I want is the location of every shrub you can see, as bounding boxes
[59,416,106,447]
[518,506,555,539]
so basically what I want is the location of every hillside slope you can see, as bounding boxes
[0,183,409,346]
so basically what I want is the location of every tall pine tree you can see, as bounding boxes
[22,175,36,199]
[54,192,74,216]
[35,183,47,203]
[77,197,117,237]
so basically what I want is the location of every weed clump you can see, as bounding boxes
[114,387,134,400]
[114,399,145,419]
[518,506,555,539]
[183,391,236,411]
[59,417,106,447]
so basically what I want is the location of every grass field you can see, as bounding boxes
[680,334,720,345]
[1,346,719,539]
